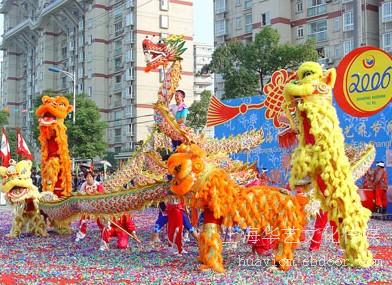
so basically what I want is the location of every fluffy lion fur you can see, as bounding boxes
[283,61,373,267]
[168,144,307,272]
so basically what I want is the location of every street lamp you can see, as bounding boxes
[48,66,77,171]
[48,67,77,125]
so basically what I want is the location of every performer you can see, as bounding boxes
[169,90,189,151]
[97,213,141,251]
[74,171,104,242]
[374,161,388,214]
[151,194,199,254]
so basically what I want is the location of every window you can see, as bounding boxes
[126,13,133,26]
[297,26,304,38]
[236,16,242,30]
[114,57,122,71]
[296,1,303,13]
[215,19,226,36]
[307,0,327,17]
[308,20,327,42]
[114,21,123,36]
[87,18,93,29]
[244,0,252,9]
[261,12,271,26]
[235,0,241,7]
[114,7,122,20]
[215,0,226,13]
[114,147,121,153]
[382,2,392,23]
[114,40,122,55]
[245,14,252,33]
[88,86,92,97]
[160,15,169,29]
[78,67,83,77]
[115,75,121,83]
[343,39,354,55]
[343,11,354,31]
[126,68,134,80]
[128,86,134,98]
[333,17,340,32]
[382,32,392,51]
[61,46,67,59]
[160,0,169,11]
[115,111,122,121]
[128,124,134,135]
[87,50,92,62]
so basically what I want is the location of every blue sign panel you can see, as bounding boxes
[214,96,392,185]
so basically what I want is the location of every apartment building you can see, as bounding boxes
[213,0,385,98]
[380,0,392,52]
[193,42,214,101]
[0,0,194,159]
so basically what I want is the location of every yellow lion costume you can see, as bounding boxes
[36,95,73,197]
[0,160,47,237]
[167,144,307,272]
[283,62,373,267]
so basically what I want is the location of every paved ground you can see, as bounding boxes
[0,207,391,285]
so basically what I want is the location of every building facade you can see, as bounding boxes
[193,43,214,101]
[0,0,194,159]
[214,0,389,98]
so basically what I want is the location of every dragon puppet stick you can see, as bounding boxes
[110,220,142,244]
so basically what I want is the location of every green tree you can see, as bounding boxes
[209,27,319,98]
[0,110,9,127]
[187,90,212,131]
[33,92,107,160]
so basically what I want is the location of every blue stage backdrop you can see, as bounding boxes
[214,96,392,186]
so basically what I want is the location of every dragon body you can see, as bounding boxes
[35,35,264,225]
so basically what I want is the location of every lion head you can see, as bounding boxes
[0,160,40,204]
[167,144,206,196]
[36,96,73,126]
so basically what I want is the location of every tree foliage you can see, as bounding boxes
[187,90,212,132]
[209,27,319,99]
[33,92,107,160]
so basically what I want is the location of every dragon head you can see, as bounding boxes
[0,160,39,204]
[36,95,73,127]
[167,144,206,196]
[143,35,187,72]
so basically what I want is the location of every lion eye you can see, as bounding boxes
[302,71,314,78]
[59,103,65,107]
[174,165,181,173]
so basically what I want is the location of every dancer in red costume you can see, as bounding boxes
[374,161,388,215]
[97,213,141,251]
[74,171,104,242]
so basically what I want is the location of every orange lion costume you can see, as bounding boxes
[167,144,307,272]
[36,95,73,197]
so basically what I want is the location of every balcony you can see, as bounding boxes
[308,31,327,42]
[114,47,122,56]
[113,82,122,91]
[307,4,327,17]
[2,19,32,42]
[0,0,13,13]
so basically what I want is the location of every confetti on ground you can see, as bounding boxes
[0,206,391,285]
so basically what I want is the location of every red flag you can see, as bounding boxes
[0,128,11,166]
[16,129,33,160]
